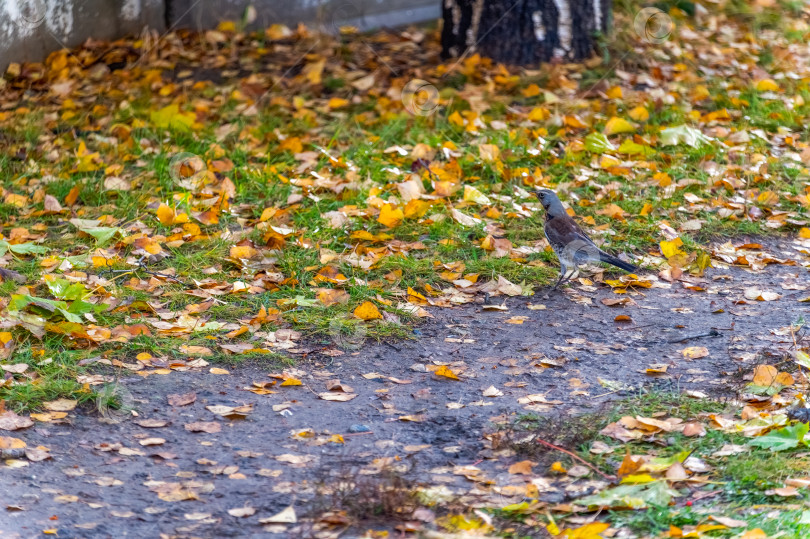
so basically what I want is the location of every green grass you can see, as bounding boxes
[492,389,810,537]
[0,0,808,417]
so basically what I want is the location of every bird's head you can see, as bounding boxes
[534,188,566,217]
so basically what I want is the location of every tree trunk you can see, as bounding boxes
[441,0,611,65]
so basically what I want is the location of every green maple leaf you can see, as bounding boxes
[575,481,681,510]
[584,132,615,154]
[748,422,809,452]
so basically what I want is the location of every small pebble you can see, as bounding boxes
[348,424,371,433]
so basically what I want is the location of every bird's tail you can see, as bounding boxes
[599,252,637,273]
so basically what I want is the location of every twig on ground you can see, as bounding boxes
[536,438,616,482]
[667,329,721,343]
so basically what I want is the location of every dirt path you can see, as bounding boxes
[2,241,808,538]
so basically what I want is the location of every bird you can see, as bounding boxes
[535,189,638,290]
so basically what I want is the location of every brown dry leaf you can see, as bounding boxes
[665,461,689,481]
[43,399,77,412]
[30,412,68,423]
[228,506,256,517]
[1,363,27,374]
[508,460,535,475]
[775,371,795,386]
[139,438,166,446]
[589,441,613,454]
[496,276,522,296]
[184,422,221,433]
[600,422,644,442]
[25,447,51,462]
[149,482,201,502]
[275,454,315,465]
[617,451,643,477]
[259,505,297,524]
[316,288,350,306]
[136,419,168,428]
[318,392,357,402]
[230,244,259,260]
[206,404,254,419]
[325,379,354,393]
[709,516,748,528]
[601,297,634,307]
[767,486,799,497]
[785,478,810,488]
[681,347,709,359]
[752,365,778,386]
[0,434,26,448]
[682,422,706,437]
[168,392,197,406]
[744,287,781,301]
[0,411,34,431]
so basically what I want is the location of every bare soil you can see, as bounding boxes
[2,240,808,538]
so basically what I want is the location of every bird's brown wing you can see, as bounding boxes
[545,215,597,249]
[546,214,637,272]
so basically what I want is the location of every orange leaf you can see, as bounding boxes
[752,364,777,386]
[354,301,382,320]
[508,460,535,474]
[230,245,259,260]
[65,185,81,206]
[434,365,459,380]
[157,204,188,226]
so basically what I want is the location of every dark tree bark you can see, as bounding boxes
[441,0,611,65]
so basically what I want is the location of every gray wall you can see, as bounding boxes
[168,0,439,33]
[0,0,165,67]
[1,0,439,70]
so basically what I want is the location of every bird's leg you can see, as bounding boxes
[552,266,571,290]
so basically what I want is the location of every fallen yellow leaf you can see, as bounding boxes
[755,79,779,92]
[434,365,460,380]
[354,301,382,320]
[378,204,404,228]
[604,116,635,135]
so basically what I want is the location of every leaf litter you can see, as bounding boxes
[1,0,810,536]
